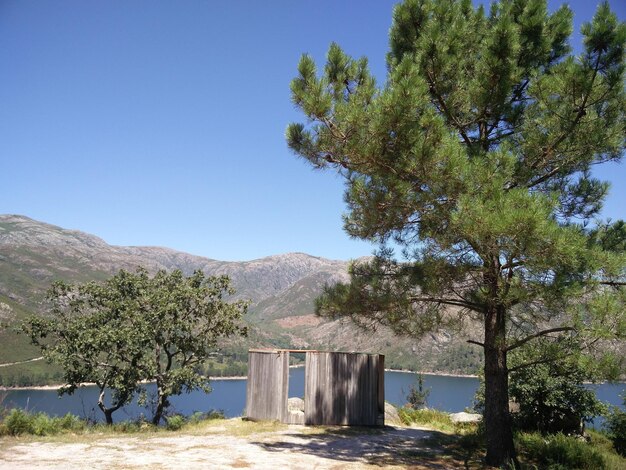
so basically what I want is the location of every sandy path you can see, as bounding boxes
[0,420,465,469]
[0,357,44,368]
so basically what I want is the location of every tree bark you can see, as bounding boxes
[152,384,169,426]
[483,305,518,468]
[97,389,115,425]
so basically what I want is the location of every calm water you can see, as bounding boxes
[2,369,624,426]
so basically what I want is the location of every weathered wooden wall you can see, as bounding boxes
[246,349,384,426]
[245,350,289,422]
[304,352,384,426]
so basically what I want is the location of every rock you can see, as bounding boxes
[509,401,520,413]
[449,412,482,423]
[288,397,305,412]
[384,402,402,426]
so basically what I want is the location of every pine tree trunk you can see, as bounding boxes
[484,306,518,468]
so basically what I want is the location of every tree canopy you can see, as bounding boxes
[24,268,248,425]
[287,0,625,466]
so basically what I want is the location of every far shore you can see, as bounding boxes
[2,369,624,392]
[385,368,478,379]
[0,367,480,391]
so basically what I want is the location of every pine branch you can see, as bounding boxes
[508,357,556,373]
[506,327,576,352]
[425,70,473,147]
[523,54,603,190]
[409,295,482,311]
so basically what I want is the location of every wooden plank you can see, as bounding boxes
[304,351,318,424]
[279,351,289,423]
[377,354,385,425]
[246,350,290,422]
[301,351,384,426]
[248,348,320,353]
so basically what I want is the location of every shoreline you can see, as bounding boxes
[0,367,476,391]
[4,369,624,391]
[0,364,308,391]
[385,368,478,378]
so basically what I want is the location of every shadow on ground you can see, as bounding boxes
[252,425,472,468]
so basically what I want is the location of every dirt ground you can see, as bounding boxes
[0,418,468,469]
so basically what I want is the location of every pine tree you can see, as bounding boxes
[287,0,625,466]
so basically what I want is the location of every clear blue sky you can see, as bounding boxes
[1,1,624,261]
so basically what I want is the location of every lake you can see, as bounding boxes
[2,369,624,426]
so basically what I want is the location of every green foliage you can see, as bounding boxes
[508,340,607,434]
[287,0,625,465]
[165,414,186,431]
[517,432,612,470]
[0,407,226,437]
[604,395,626,456]
[406,374,430,409]
[3,408,33,435]
[200,357,248,378]
[399,407,453,430]
[0,409,86,436]
[23,268,248,425]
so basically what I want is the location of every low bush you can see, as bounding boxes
[188,409,225,424]
[604,404,626,456]
[405,374,430,409]
[0,409,86,436]
[165,414,186,431]
[0,407,226,437]
[3,408,33,435]
[516,431,623,469]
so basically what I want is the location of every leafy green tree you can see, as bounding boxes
[24,268,248,425]
[605,393,626,457]
[286,0,625,466]
[138,269,248,425]
[508,338,607,434]
[24,273,148,425]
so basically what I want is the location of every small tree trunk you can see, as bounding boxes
[97,389,114,425]
[103,409,114,425]
[484,306,518,469]
[152,385,169,425]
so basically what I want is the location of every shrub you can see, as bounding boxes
[406,374,430,409]
[3,409,34,435]
[57,413,86,432]
[165,414,186,431]
[0,409,86,436]
[517,432,606,469]
[32,412,55,436]
[605,402,626,456]
[503,340,607,434]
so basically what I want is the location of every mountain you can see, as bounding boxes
[0,214,483,385]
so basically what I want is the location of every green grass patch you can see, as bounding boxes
[0,408,86,436]
[516,431,626,470]
[398,407,456,433]
[0,408,227,438]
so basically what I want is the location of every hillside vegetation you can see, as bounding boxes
[1,214,485,385]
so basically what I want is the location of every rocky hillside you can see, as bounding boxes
[0,214,484,385]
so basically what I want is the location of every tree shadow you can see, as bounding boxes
[251,425,471,468]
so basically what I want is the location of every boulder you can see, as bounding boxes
[288,397,305,413]
[449,412,482,423]
[384,402,402,426]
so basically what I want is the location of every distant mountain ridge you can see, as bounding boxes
[0,214,349,306]
[0,214,485,385]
